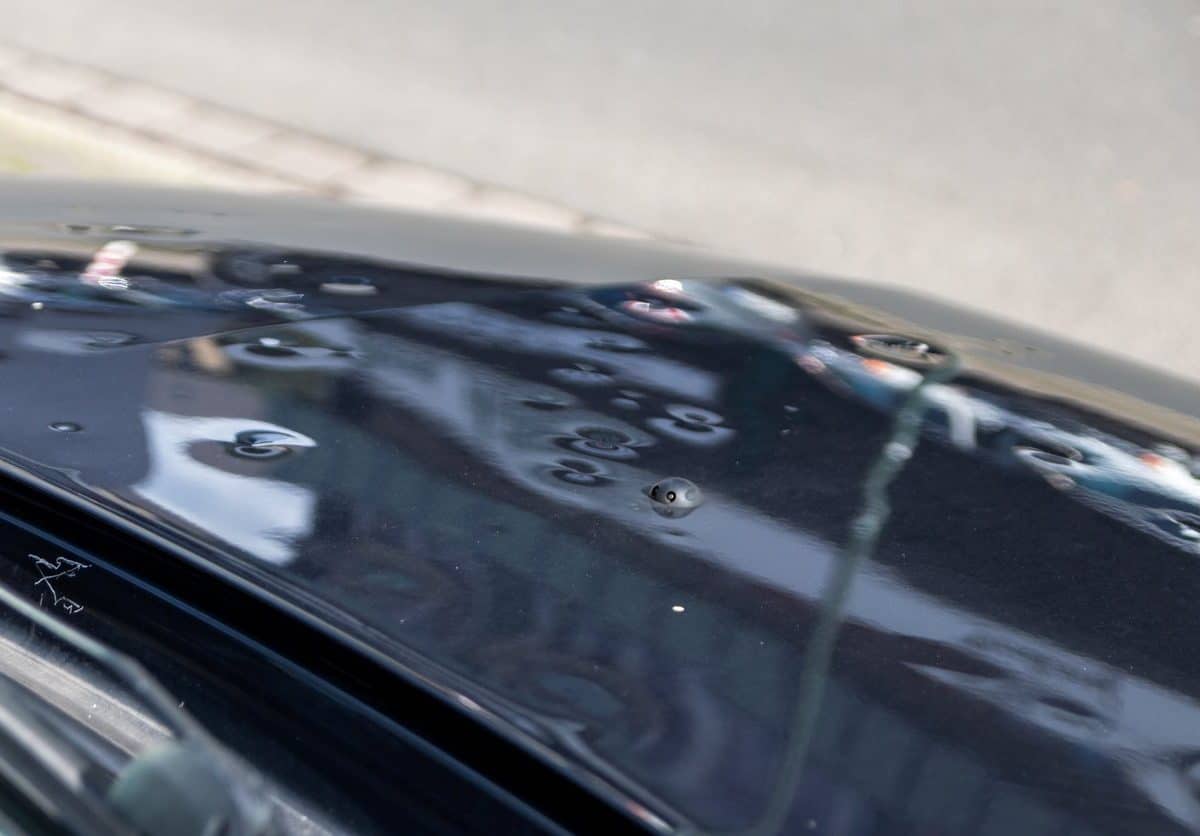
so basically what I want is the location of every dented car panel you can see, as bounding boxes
[0,182,1197,834]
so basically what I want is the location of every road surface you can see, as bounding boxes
[5,1,1200,379]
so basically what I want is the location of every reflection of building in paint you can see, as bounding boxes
[217,319,367,375]
[133,412,317,566]
[16,328,141,356]
[800,340,1200,555]
[396,302,720,403]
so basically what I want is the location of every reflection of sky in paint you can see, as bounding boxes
[133,412,316,566]
[363,327,1200,831]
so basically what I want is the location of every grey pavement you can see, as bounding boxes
[3,1,1200,380]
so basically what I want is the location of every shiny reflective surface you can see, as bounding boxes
[1,188,1199,834]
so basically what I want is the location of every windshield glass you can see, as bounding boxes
[0,578,324,836]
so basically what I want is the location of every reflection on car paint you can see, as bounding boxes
[646,405,735,448]
[398,302,717,402]
[798,340,1200,556]
[81,239,137,290]
[133,413,317,566]
[1,232,1199,833]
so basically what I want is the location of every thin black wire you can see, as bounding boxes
[745,349,961,836]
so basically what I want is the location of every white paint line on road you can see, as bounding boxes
[0,41,639,239]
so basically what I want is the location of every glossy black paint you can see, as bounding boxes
[0,470,593,836]
[0,181,1199,835]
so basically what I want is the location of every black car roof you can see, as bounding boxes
[2,182,1199,834]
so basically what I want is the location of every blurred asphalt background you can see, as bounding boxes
[1,2,1198,381]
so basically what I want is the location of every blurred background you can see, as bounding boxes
[1,1,1197,380]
